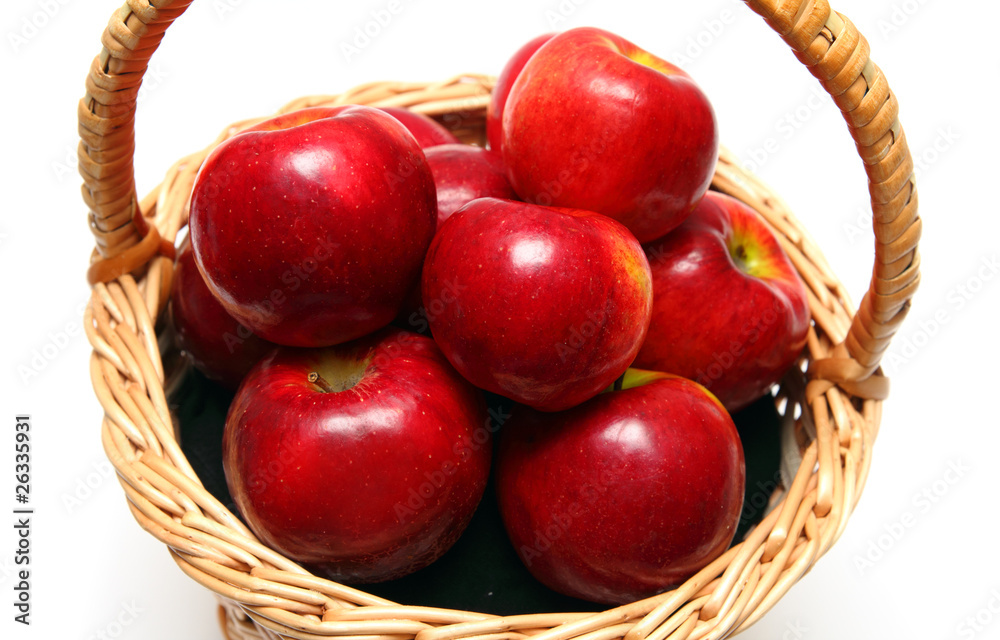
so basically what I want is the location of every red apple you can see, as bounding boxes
[496,369,745,605]
[169,235,274,389]
[421,197,653,412]
[393,145,518,330]
[379,106,460,148]
[189,105,437,347]
[501,27,718,243]
[425,144,518,226]
[486,32,556,154]
[223,327,491,583]
[634,191,811,412]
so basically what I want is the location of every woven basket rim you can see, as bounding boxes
[78,1,921,639]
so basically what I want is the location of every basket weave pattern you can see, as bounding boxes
[78,1,920,638]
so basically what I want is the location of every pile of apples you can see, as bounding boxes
[172,27,811,606]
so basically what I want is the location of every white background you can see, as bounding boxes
[2,0,998,638]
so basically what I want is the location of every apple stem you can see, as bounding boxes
[614,373,625,391]
[307,371,336,393]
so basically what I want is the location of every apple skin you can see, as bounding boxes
[501,27,718,244]
[496,370,745,605]
[246,106,459,149]
[422,197,653,412]
[425,144,518,226]
[169,235,275,390]
[189,105,437,347]
[223,327,491,584]
[243,106,342,133]
[634,191,811,412]
[377,106,460,148]
[486,32,556,154]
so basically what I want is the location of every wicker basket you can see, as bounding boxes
[79,1,920,638]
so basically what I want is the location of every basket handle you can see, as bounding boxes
[78,0,919,397]
[741,0,920,398]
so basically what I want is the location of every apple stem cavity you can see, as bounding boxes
[729,232,777,281]
[731,242,750,272]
